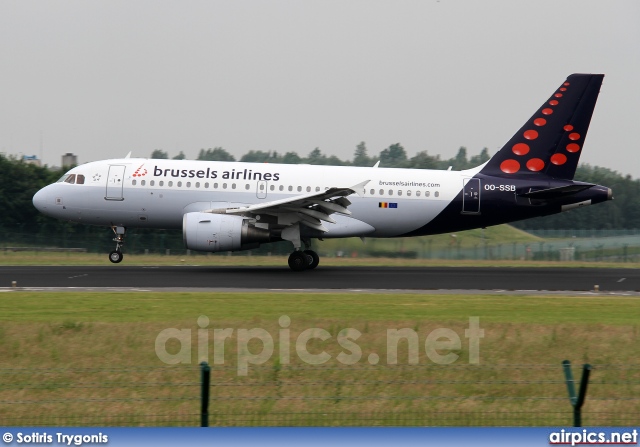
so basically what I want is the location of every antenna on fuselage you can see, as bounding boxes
[124,152,132,159]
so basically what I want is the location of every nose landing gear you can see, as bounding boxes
[108,226,126,264]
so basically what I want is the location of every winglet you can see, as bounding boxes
[349,180,370,197]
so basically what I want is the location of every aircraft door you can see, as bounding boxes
[256,181,267,199]
[106,165,126,200]
[462,178,480,214]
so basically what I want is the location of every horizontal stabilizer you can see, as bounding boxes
[518,183,594,199]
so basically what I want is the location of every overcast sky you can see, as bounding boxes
[1,0,638,177]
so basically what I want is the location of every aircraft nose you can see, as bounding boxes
[32,187,50,212]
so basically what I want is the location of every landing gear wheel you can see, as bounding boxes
[109,250,123,264]
[109,226,126,264]
[288,251,308,271]
[303,250,320,270]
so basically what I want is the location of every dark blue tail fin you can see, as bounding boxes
[480,74,604,180]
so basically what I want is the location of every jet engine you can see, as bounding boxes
[183,212,271,252]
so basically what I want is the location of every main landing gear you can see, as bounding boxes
[287,238,320,271]
[108,226,126,264]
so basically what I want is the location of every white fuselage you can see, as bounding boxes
[33,158,483,238]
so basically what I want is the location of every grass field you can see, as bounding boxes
[0,291,639,426]
[2,250,640,268]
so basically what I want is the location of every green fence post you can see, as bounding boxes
[562,360,592,427]
[200,361,211,427]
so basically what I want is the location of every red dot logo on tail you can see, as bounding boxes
[526,158,545,172]
[551,153,567,165]
[512,143,530,156]
[500,159,520,174]
[566,143,580,153]
[533,118,547,127]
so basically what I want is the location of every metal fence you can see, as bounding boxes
[1,363,638,427]
[3,228,640,262]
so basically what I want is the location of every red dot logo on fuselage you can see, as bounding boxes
[133,165,148,177]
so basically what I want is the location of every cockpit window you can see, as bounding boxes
[56,173,85,184]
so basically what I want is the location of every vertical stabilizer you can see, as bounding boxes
[480,74,604,180]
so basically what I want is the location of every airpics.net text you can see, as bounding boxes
[155,316,484,375]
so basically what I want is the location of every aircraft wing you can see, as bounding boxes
[204,180,370,233]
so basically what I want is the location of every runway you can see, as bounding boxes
[1,266,639,292]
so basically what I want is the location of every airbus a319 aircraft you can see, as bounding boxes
[33,74,612,270]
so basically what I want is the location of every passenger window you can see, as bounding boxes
[288,186,293,192]
[214,183,218,188]
[316,187,320,192]
[270,185,275,191]
[246,184,251,190]
[159,181,164,187]
[141,180,146,186]
[407,190,412,196]
[177,181,182,187]
[232,183,236,189]
[168,181,173,187]
[388,190,393,196]
[195,182,200,188]
[435,191,440,197]
[204,182,209,188]
[398,190,402,196]
[297,186,302,192]
[132,180,137,186]
[186,182,191,187]
[76,175,85,184]
[425,191,430,197]
[416,191,421,197]
[223,183,227,189]
[150,180,155,186]
[379,189,384,195]
[370,189,374,195]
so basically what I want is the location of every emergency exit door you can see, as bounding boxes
[106,165,126,200]
[462,178,480,214]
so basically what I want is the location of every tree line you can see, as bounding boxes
[150,142,491,171]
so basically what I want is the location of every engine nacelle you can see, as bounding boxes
[183,212,271,253]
